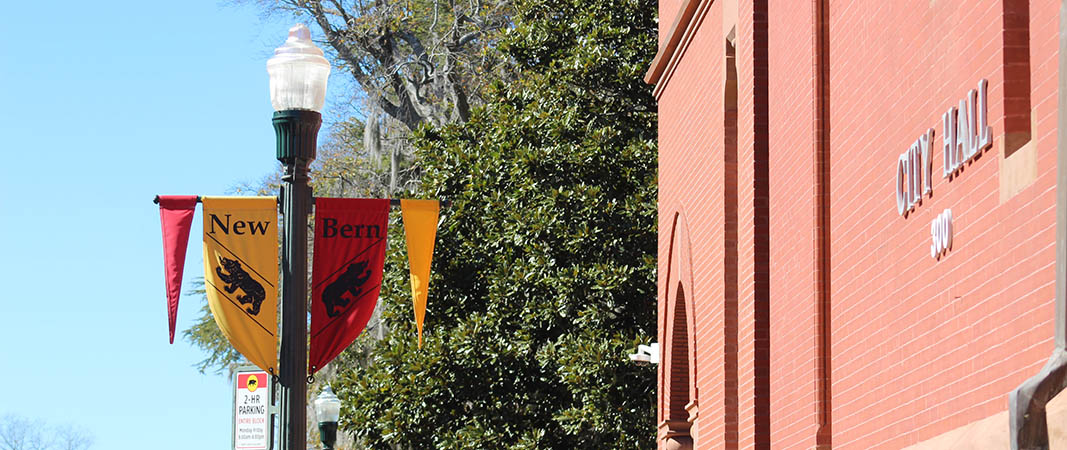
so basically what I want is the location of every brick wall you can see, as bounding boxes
[827,1,1057,447]
[766,0,819,448]
[654,0,1059,448]
[744,1,771,448]
[656,0,727,447]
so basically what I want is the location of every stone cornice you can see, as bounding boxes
[644,0,714,98]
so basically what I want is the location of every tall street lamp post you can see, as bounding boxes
[267,24,331,450]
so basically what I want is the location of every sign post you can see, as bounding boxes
[233,367,272,450]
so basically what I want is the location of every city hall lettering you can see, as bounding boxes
[209,214,271,235]
[893,79,992,260]
[895,79,992,216]
[321,218,382,239]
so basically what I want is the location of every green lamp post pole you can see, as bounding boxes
[267,24,331,450]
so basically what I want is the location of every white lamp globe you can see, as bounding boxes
[314,386,342,423]
[267,24,331,112]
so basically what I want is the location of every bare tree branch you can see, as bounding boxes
[0,415,93,450]
[266,0,511,130]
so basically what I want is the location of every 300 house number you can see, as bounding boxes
[891,80,989,262]
[930,209,953,259]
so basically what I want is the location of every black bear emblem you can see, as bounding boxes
[216,256,266,315]
[321,260,372,318]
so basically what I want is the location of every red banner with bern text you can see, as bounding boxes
[309,198,390,374]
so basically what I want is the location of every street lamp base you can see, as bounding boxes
[318,421,338,450]
[273,110,322,164]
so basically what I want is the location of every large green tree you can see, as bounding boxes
[334,0,659,447]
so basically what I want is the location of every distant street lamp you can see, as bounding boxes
[267,23,331,450]
[314,386,342,449]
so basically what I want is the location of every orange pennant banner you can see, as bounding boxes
[400,199,440,347]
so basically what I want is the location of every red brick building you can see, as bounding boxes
[648,1,1067,448]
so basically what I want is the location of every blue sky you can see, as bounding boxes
[0,2,343,448]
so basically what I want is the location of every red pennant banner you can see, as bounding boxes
[158,195,198,344]
[309,198,390,374]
